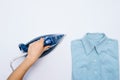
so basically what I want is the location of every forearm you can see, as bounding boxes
[7,55,38,80]
[7,38,49,80]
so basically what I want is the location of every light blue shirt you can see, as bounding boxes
[71,33,119,80]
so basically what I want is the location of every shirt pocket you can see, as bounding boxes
[73,62,88,80]
[101,60,119,80]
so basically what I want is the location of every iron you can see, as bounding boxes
[19,34,64,57]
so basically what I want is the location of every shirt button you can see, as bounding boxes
[93,59,97,62]
[94,71,98,74]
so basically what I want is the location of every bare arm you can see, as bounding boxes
[7,38,50,80]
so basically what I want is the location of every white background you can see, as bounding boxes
[0,0,120,80]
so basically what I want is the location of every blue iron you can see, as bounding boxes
[19,34,64,57]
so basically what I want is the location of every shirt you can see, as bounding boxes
[71,33,119,80]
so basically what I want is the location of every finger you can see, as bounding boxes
[37,38,44,45]
[43,46,51,51]
[39,38,44,42]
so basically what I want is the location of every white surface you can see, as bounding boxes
[0,0,120,80]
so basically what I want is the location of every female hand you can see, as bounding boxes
[27,38,50,60]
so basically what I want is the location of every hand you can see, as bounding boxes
[27,38,50,60]
[7,38,50,80]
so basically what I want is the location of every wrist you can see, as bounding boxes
[26,55,39,64]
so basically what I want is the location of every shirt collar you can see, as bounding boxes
[81,33,107,55]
